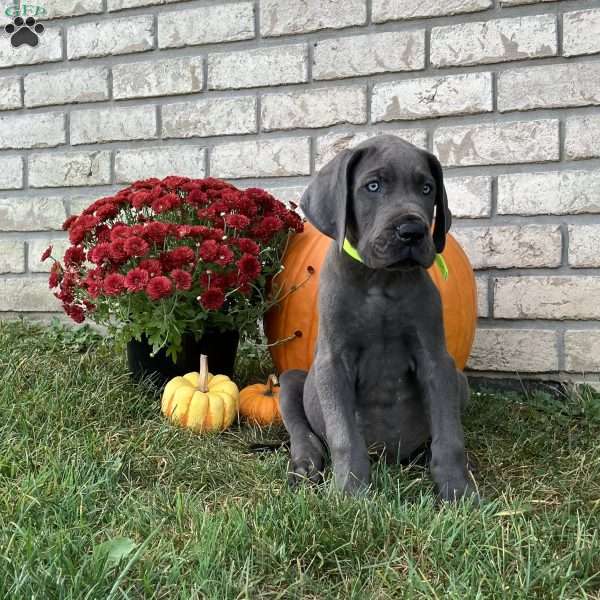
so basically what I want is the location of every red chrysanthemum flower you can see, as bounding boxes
[224,214,251,229]
[199,288,225,311]
[238,282,252,296]
[237,238,259,255]
[75,215,99,233]
[68,226,84,245]
[110,224,132,241]
[109,240,128,263]
[167,246,195,268]
[162,176,189,188]
[124,236,150,258]
[125,267,150,292]
[112,191,131,206]
[246,188,276,209]
[131,191,152,209]
[151,193,177,214]
[65,304,85,323]
[187,189,209,206]
[199,239,219,261]
[260,215,283,235]
[89,242,111,264]
[96,224,111,242]
[215,245,234,267]
[171,269,192,291]
[130,224,145,237]
[234,195,259,217]
[206,228,225,241]
[142,222,169,244]
[285,211,304,233]
[83,270,103,298]
[189,225,207,238]
[48,270,60,288]
[146,276,173,300]
[222,271,239,289]
[64,245,86,266]
[103,273,126,296]
[83,300,96,312]
[62,215,77,231]
[68,215,99,244]
[180,180,203,193]
[199,271,226,290]
[132,178,160,190]
[56,287,74,304]
[176,225,192,238]
[221,189,243,206]
[40,245,53,262]
[165,192,182,209]
[237,254,261,281]
[95,203,119,221]
[138,259,162,276]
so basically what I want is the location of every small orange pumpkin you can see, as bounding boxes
[239,375,282,426]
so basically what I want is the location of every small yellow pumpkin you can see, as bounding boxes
[161,354,239,432]
[239,374,282,426]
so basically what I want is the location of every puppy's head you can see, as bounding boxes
[301,135,451,271]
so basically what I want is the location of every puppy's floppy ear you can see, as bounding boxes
[426,152,452,254]
[300,148,363,253]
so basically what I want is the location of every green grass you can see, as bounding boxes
[0,319,599,599]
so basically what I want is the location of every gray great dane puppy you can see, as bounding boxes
[279,135,477,502]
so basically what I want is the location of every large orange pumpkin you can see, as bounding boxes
[265,223,477,372]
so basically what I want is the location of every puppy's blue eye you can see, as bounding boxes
[423,183,433,195]
[366,181,381,193]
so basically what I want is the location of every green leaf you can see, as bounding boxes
[94,537,138,565]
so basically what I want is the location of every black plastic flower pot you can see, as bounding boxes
[126,329,240,387]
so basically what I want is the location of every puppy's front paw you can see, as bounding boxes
[287,458,324,488]
[437,477,481,505]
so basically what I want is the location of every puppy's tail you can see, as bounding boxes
[278,369,309,430]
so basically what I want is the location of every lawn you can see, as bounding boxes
[1,319,599,599]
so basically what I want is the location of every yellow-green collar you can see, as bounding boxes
[342,237,449,280]
[342,238,363,263]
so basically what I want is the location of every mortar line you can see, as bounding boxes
[556,3,564,57]
[254,0,260,40]
[366,80,372,125]
[23,239,29,275]
[557,328,566,371]
[424,26,431,70]
[155,104,162,141]
[5,48,600,89]
[490,175,498,218]
[487,274,494,320]
[256,94,262,135]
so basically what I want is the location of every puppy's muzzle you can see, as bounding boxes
[394,221,428,246]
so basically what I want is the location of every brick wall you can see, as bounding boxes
[0,0,599,384]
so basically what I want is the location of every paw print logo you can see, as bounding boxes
[4,16,45,48]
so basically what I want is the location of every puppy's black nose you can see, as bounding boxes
[395,222,427,245]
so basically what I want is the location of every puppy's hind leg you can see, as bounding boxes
[279,370,326,487]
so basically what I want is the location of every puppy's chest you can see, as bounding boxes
[350,287,419,338]
[348,289,421,402]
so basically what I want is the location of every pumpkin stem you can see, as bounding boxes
[198,354,209,393]
[266,374,278,396]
